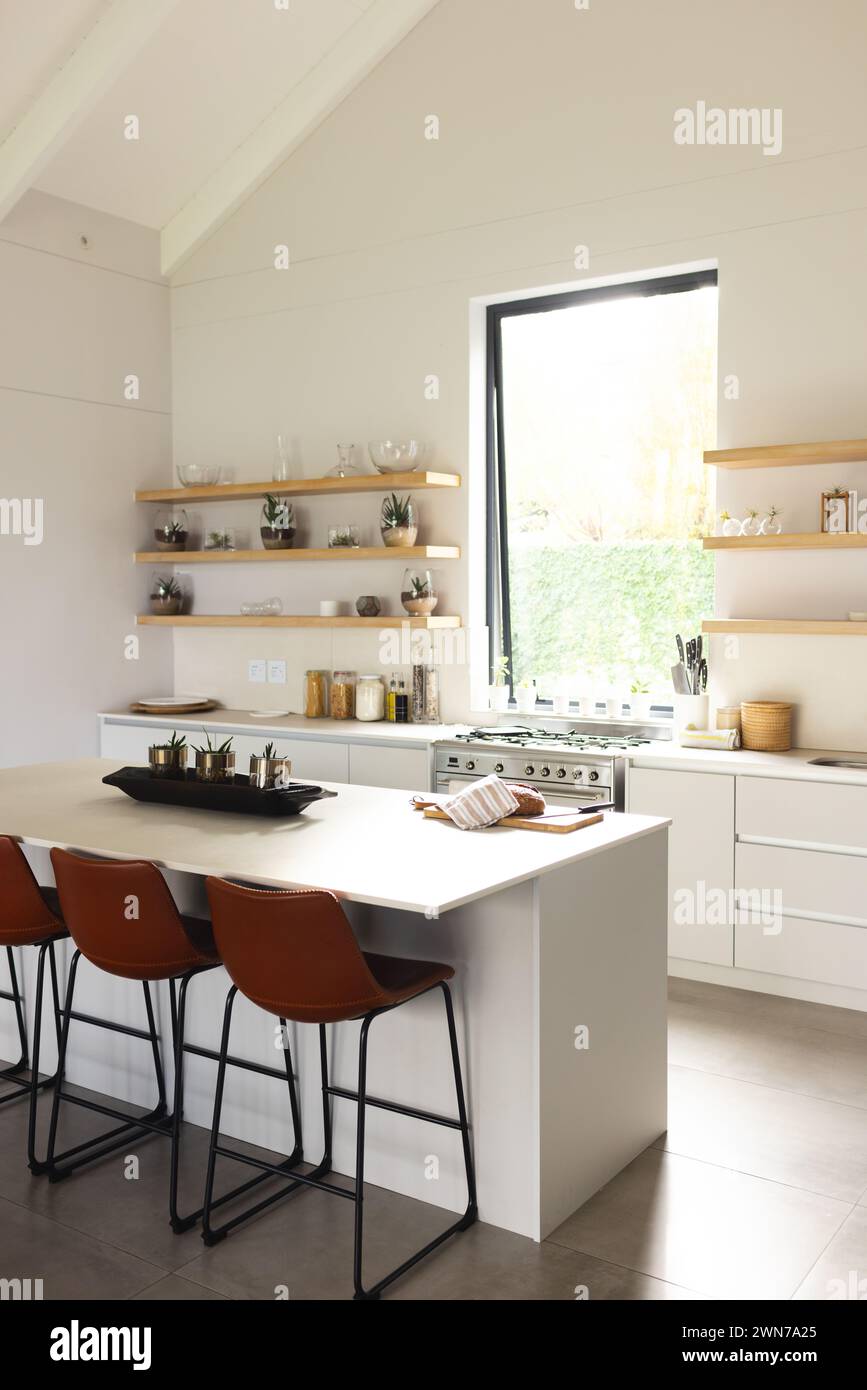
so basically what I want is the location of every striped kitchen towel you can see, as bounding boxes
[442,774,520,830]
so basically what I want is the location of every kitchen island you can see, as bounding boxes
[0,760,669,1240]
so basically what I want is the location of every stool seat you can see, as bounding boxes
[361,952,454,1015]
[0,848,65,946]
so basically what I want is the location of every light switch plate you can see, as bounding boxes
[267,660,287,685]
[248,659,267,684]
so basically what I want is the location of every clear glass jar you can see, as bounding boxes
[330,671,356,720]
[154,508,189,552]
[401,568,437,615]
[304,670,329,719]
[356,675,385,722]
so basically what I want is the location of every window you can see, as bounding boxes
[486,270,718,704]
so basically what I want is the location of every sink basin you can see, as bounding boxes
[808,757,867,769]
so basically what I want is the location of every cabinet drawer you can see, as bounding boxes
[349,744,431,792]
[736,914,867,991]
[628,767,734,966]
[737,776,867,853]
[736,842,867,925]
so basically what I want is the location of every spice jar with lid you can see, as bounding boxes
[356,675,385,723]
[304,670,329,719]
[330,671,356,720]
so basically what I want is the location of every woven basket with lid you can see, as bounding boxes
[740,701,793,752]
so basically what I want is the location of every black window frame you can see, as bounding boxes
[485,268,719,697]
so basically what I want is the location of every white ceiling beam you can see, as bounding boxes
[160,0,441,278]
[0,0,181,225]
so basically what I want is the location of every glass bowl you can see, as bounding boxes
[367,441,423,474]
[176,462,222,488]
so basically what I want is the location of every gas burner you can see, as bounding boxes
[455,727,651,752]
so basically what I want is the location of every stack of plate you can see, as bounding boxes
[131,694,216,715]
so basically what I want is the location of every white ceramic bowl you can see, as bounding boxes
[368,440,423,474]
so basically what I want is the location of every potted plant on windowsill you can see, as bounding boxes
[249,742,293,790]
[515,679,538,715]
[148,730,188,778]
[489,653,511,713]
[193,730,235,783]
[260,495,296,550]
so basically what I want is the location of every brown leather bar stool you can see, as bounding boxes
[0,837,66,1171]
[48,849,304,1233]
[202,878,477,1300]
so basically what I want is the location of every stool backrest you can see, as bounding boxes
[0,836,62,938]
[206,878,388,1023]
[51,848,206,981]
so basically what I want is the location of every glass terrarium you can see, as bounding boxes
[149,572,184,616]
[153,508,189,552]
[381,494,418,548]
[401,568,437,616]
[260,496,295,550]
[205,526,236,551]
[328,525,360,549]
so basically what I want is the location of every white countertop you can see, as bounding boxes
[2,760,669,917]
[98,708,470,747]
[626,741,867,785]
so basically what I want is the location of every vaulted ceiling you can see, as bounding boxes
[0,0,440,273]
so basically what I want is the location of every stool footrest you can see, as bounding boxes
[325,1083,464,1131]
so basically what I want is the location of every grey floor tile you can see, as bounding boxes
[548,1147,852,1300]
[668,978,867,1043]
[0,1194,164,1300]
[131,1274,228,1301]
[793,1207,867,1300]
[657,1064,867,1202]
[669,998,867,1110]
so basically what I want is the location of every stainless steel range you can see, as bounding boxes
[435,722,671,811]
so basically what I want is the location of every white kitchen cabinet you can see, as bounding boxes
[349,742,431,792]
[737,775,867,853]
[628,767,734,966]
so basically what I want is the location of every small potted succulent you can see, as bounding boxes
[260,495,296,550]
[717,510,741,537]
[515,678,538,715]
[401,568,437,615]
[249,741,293,790]
[759,505,783,536]
[193,730,235,783]
[380,493,418,548]
[148,730,188,778]
[205,528,235,551]
[154,509,189,551]
[489,653,511,712]
[739,507,760,537]
[149,574,183,616]
[328,525,359,549]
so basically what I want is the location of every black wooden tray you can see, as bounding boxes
[103,767,337,818]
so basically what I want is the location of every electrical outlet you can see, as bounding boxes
[268,660,287,685]
[248,659,267,684]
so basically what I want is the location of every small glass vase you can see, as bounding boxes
[381,496,418,548]
[149,572,184,616]
[328,443,360,478]
[153,508,189,552]
[401,568,437,616]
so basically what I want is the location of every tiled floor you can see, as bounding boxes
[2,977,867,1300]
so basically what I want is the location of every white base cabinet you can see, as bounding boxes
[628,766,734,966]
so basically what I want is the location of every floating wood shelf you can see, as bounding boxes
[703,619,867,636]
[135,545,460,565]
[704,438,867,469]
[137,614,462,630]
[136,472,460,504]
[703,532,867,551]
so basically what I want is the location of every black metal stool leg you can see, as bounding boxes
[442,982,478,1229]
[169,972,198,1232]
[352,1015,374,1300]
[280,1017,303,1167]
[27,939,58,1172]
[45,948,80,1172]
[0,945,28,1082]
[201,985,237,1245]
[142,980,167,1119]
[319,1023,333,1176]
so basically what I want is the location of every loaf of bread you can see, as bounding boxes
[506,782,546,817]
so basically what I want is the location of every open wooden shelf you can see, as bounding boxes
[136,472,460,504]
[704,438,867,469]
[703,532,867,551]
[137,614,462,630]
[135,545,460,564]
[703,619,867,636]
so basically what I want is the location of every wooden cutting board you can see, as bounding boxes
[421,806,604,834]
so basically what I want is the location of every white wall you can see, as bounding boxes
[0,190,173,766]
[169,0,867,743]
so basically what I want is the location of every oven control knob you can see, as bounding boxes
[494,763,504,774]
[466,760,476,771]
[573,768,583,780]
[557,767,567,778]
[524,765,535,776]
[588,770,600,782]
[540,766,550,778]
